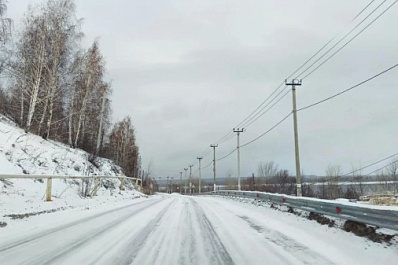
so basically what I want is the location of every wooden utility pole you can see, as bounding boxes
[210,144,218,192]
[285,79,302,197]
[233,128,245,190]
[184,168,188,194]
[179,171,183,194]
[189,165,193,194]
[197,157,203,193]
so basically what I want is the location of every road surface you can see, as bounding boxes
[0,194,396,264]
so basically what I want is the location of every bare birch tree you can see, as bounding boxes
[0,0,12,45]
[41,0,81,139]
[69,41,104,148]
[19,11,48,132]
[325,164,342,199]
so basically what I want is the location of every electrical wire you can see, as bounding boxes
[296,0,388,79]
[243,88,291,128]
[286,0,379,81]
[323,151,398,182]
[182,0,395,174]
[216,148,237,162]
[218,133,236,145]
[234,80,286,129]
[241,112,292,148]
[366,158,398,176]
[208,0,382,147]
[202,160,213,169]
[297,63,398,112]
[351,0,376,22]
[301,0,398,80]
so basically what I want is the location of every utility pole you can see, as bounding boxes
[167,176,169,193]
[252,173,255,191]
[171,177,174,193]
[184,168,188,194]
[179,171,183,194]
[210,144,218,192]
[189,165,193,194]
[285,79,302,197]
[197,157,202,193]
[233,128,245,191]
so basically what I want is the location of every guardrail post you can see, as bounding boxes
[120,178,125,191]
[46,177,52,201]
[93,178,99,196]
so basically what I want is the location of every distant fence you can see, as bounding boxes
[0,174,142,201]
[208,190,398,231]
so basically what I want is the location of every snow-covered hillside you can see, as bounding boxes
[0,115,142,227]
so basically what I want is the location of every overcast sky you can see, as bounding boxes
[8,0,398,180]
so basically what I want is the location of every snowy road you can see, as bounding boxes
[0,194,396,265]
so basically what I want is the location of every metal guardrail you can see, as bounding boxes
[211,190,398,231]
[0,174,142,201]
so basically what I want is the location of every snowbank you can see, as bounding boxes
[0,115,142,226]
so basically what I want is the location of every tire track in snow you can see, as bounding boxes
[110,198,177,265]
[129,196,234,265]
[0,198,165,265]
[195,197,299,264]
[41,199,174,265]
[0,198,159,252]
[190,199,234,265]
[129,196,196,265]
[238,215,335,265]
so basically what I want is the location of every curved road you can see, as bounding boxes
[0,195,396,264]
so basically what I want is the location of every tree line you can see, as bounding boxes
[239,161,398,200]
[0,0,140,178]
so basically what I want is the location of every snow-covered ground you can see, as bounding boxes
[0,114,141,226]
[0,115,125,177]
[0,194,397,265]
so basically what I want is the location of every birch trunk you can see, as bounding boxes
[95,87,106,154]
[20,85,24,126]
[68,87,75,147]
[45,57,59,140]
[74,72,92,148]
[25,23,46,132]
[37,93,49,136]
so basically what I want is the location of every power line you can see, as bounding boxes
[189,86,288,166]
[190,147,212,166]
[241,112,292,148]
[219,88,290,143]
[296,0,388,79]
[202,160,213,169]
[287,0,379,81]
[301,0,398,80]
[351,0,376,22]
[216,148,237,162]
[366,158,398,176]
[185,1,396,172]
[234,81,286,128]
[344,152,398,177]
[208,0,383,148]
[214,83,288,145]
[214,130,235,145]
[323,151,398,182]
[297,62,398,112]
[218,133,236,145]
[243,88,291,128]
[231,0,380,132]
